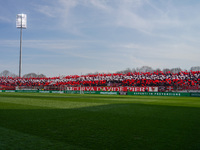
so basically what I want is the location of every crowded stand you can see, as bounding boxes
[0,71,200,92]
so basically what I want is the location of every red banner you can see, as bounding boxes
[66,86,158,92]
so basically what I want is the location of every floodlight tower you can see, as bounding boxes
[16,14,27,77]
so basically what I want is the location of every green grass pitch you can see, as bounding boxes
[0,93,200,150]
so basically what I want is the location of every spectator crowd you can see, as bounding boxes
[0,71,199,90]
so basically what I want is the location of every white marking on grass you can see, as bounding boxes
[0,97,108,109]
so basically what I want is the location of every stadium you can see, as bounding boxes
[0,70,200,93]
[1,1,200,150]
[1,69,200,149]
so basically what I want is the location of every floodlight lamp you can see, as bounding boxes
[16,14,27,29]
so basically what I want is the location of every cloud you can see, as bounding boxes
[88,0,112,11]
[0,16,12,23]
[34,5,56,17]
[32,0,148,34]
[1,0,200,76]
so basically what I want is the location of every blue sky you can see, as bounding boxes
[0,0,200,77]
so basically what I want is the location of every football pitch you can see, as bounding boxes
[0,93,200,150]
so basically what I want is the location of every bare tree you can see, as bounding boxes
[123,68,132,74]
[163,68,170,73]
[131,68,136,72]
[154,68,161,72]
[0,70,17,77]
[37,74,46,78]
[2,70,10,77]
[190,66,200,71]
[170,67,181,73]
[139,66,153,73]
[23,73,38,78]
